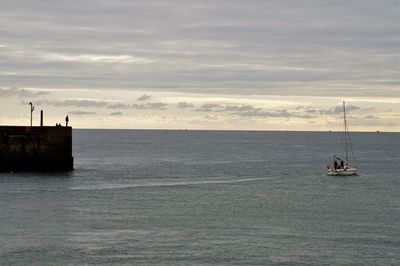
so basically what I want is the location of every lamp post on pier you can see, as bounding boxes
[29,102,34,127]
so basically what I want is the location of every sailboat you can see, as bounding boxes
[327,101,358,176]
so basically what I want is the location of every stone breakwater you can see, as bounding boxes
[0,126,73,172]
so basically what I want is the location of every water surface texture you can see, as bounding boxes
[1,130,399,265]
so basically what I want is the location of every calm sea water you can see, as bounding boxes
[1,130,399,265]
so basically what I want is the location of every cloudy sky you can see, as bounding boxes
[1,0,399,131]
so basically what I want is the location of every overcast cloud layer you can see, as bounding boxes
[0,1,399,131]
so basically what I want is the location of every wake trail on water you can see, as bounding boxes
[70,176,277,191]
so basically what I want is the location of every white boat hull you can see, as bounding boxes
[327,168,357,176]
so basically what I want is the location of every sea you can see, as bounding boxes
[0,130,399,265]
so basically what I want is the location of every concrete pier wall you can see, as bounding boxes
[0,126,73,172]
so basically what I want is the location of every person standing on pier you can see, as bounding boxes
[65,115,69,127]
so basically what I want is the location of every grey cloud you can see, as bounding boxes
[196,103,313,118]
[224,105,257,112]
[55,99,108,108]
[132,102,167,110]
[305,105,361,115]
[107,103,130,109]
[196,103,261,114]
[69,110,96,115]
[1,1,398,98]
[26,99,109,108]
[363,107,375,112]
[195,103,225,112]
[137,94,152,101]
[177,102,194,108]
[110,111,123,116]
[21,98,169,111]
[0,87,49,97]
[108,102,168,110]
[204,115,220,121]
[331,105,360,114]
[347,105,362,112]
[235,109,313,119]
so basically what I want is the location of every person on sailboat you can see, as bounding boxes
[334,160,338,170]
[340,160,344,169]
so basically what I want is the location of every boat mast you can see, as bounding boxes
[343,101,348,162]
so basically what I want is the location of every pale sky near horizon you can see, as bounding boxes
[1,1,399,131]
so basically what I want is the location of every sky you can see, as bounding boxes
[0,0,399,131]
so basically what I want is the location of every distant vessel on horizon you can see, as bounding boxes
[327,101,358,176]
